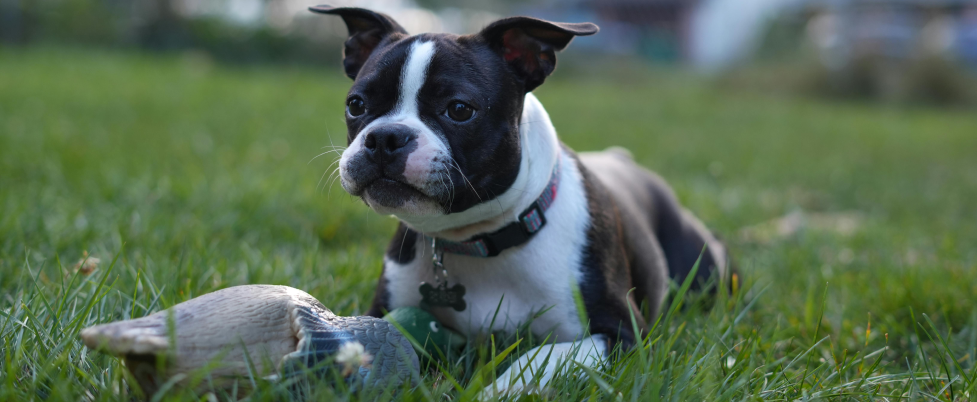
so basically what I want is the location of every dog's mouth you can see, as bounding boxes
[362,177,436,208]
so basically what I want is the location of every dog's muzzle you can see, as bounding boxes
[340,124,448,211]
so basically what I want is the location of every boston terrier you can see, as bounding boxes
[310,5,729,395]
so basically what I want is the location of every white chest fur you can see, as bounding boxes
[382,150,591,341]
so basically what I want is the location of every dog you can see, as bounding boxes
[310,5,729,395]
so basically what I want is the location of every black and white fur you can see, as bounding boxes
[311,5,729,395]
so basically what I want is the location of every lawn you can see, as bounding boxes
[2,47,977,401]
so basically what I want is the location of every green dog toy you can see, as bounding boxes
[384,307,466,360]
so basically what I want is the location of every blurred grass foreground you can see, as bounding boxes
[2,40,977,401]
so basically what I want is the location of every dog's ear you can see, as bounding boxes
[309,5,408,80]
[478,17,598,92]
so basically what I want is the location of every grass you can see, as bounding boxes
[1,46,976,401]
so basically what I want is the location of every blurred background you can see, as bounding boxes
[4,0,977,102]
[3,2,977,398]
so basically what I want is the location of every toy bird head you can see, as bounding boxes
[383,307,466,360]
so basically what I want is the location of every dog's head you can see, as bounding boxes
[312,5,596,223]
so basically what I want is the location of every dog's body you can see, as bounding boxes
[312,5,728,394]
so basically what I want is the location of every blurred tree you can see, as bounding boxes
[0,0,27,43]
[137,0,191,49]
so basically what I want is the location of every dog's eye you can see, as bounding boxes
[347,98,366,117]
[446,102,475,122]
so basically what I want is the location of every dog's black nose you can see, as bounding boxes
[364,125,415,162]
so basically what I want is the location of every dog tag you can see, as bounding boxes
[419,282,467,312]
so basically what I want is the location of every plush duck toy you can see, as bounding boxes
[80,285,419,396]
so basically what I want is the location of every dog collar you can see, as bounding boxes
[431,158,561,258]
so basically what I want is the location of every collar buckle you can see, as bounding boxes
[518,200,547,235]
[472,200,547,257]
[434,158,560,258]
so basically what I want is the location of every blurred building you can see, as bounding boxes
[0,0,792,70]
[801,0,977,69]
[690,0,796,72]
[582,0,699,62]
[520,0,795,70]
[790,0,977,101]
[4,0,973,81]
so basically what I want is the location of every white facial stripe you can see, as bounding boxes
[396,41,435,117]
[338,39,459,217]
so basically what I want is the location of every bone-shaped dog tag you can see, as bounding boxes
[419,282,467,312]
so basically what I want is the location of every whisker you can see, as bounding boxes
[326,166,344,199]
[312,131,347,162]
[320,133,348,198]
[448,157,481,203]
[483,187,506,217]
[317,159,341,194]
[436,170,450,209]
[398,225,411,262]
[445,171,455,211]
[308,148,345,164]
[316,165,333,193]
[323,161,344,197]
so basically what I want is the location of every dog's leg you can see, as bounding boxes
[480,334,608,397]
